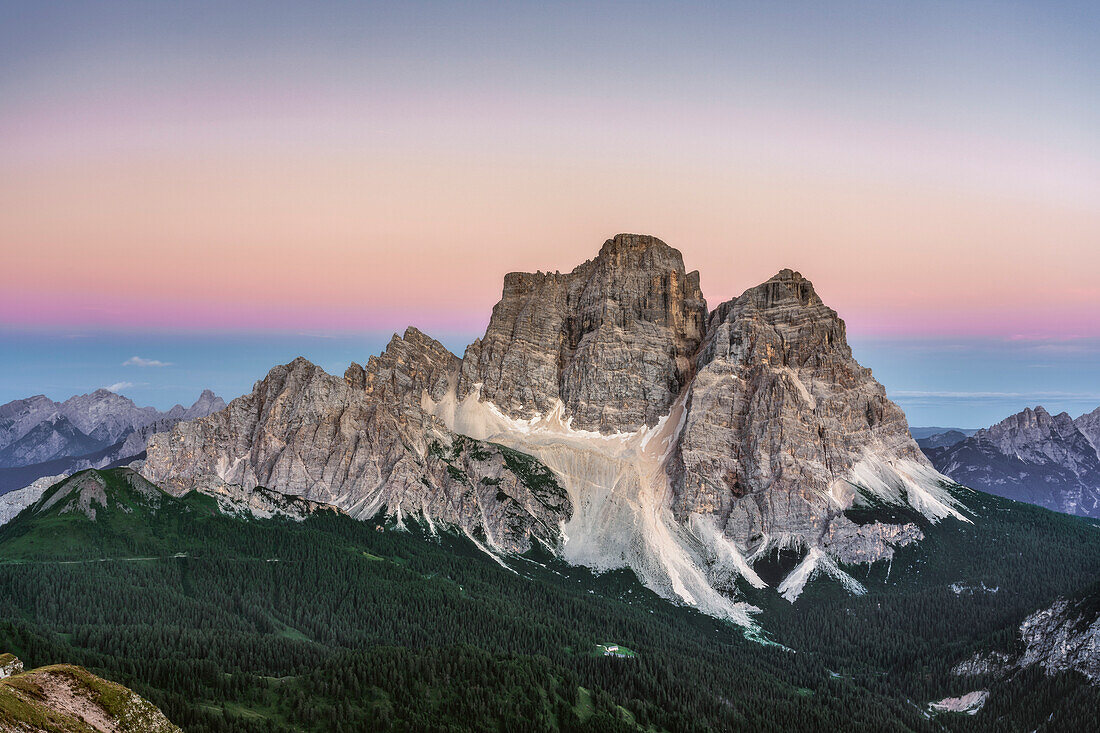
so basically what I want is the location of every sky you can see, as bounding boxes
[1,1,1098,426]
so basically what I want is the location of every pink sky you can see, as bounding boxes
[3,3,1098,339]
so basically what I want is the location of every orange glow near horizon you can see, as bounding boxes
[3,3,1097,339]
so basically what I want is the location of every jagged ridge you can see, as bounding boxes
[141,233,963,622]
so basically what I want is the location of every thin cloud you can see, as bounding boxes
[104,381,134,392]
[123,356,172,367]
[893,390,1100,400]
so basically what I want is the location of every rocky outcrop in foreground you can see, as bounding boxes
[142,234,960,618]
[0,654,180,732]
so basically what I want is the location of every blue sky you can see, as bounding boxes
[2,1,1097,429]
[2,328,1098,428]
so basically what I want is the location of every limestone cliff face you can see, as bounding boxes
[1017,596,1100,682]
[142,234,955,616]
[142,328,570,552]
[955,590,1100,684]
[671,269,932,554]
[458,234,707,433]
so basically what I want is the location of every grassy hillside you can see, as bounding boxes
[0,655,179,732]
[0,470,1097,731]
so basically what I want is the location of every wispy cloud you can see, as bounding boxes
[104,381,134,392]
[893,390,1100,400]
[122,355,172,367]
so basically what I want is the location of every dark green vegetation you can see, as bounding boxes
[0,470,1098,731]
[745,483,1100,732]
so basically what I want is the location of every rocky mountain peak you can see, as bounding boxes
[189,388,222,409]
[1076,406,1100,454]
[928,404,1100,518]
[0,395,52,420]
[674,264,938,560]
[140,233,961,618]
[753,268,820,307]
[0,387,226,481]
[459,234,707,432]
[144,343,570,552]
[361,327,459,405]
[596,232,685,265]
[980,406,1084,453]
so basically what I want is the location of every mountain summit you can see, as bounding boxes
[142,235,960,621]
[926,405,1100,517]
[458,233,707,432]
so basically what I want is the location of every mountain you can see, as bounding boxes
[0,389,225,494]
[0,473,68,525]
[1,468,1098,731]
[925,406,1100,518]
[916,429,974,450]
[0,414,103,466]
[143,234,961,622]
[0,653,179,732]
[456,233,707,433]
[910,426,978,441]
[141,342,570,553]
[1078,405,1100,454]
[0,390,157,465]
[0,468,340,561]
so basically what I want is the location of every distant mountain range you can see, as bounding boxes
[920,406,1100,518]
[910,426,979,441]
[0,388,224,493]
[911,426,978,450]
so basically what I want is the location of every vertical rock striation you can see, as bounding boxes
[458,234,707,433]
[141,234,960,617]
[670,269,938,555]
[143,328,570,552]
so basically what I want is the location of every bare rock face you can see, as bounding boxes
[0,653,22,679]
[0,473,68,526]
[203,483,345,521]
[671,269,936,555]
[1017,596,1100,682]
[117,391,228,458]
[822,520,923,565]
[0,390,225,481]
[956,591,1100,684]
[142,328,570,552]
[928,406,1100,518]
[458,234,707,433]
[983,407,1097,473]
[142,234,954,618]
[1077,406,1100,455]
